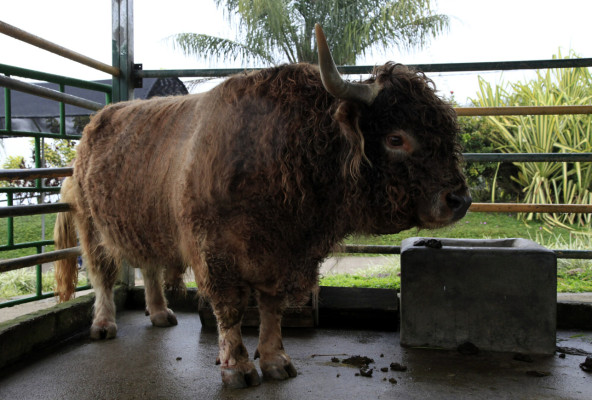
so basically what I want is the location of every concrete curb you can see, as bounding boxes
[0,286,127,370]
[557,301,592,330]
[125,287,592,331]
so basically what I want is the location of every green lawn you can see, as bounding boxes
[322,211,592,293]
[344,211,589,247]
[0,213,57,259]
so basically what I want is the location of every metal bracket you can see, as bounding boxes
[132,63,143,89]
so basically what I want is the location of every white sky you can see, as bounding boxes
[1,0,592,161]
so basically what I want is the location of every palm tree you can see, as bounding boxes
[172,0,449,66]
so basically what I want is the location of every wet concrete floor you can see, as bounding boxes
[1,310,591,400]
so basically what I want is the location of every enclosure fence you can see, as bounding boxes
[1,0,592,309]
[0,0,135,307]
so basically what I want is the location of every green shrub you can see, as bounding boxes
[459,116,520,202]
[472,50,592,227]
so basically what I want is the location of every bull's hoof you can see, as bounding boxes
[90,322,117,340]
[150,308,178,327]
[256,350,298,381]
[260,361,298,380]
[221,367,261,389]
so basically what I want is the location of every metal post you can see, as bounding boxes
[6,193,13,246]
[36,245,42,297]
[111,0,135,287]
[112,0,135,103]
[3,84,11,131]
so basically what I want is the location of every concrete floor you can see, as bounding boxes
[1,310,591,400]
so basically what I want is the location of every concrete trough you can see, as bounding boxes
[400,238,557,355]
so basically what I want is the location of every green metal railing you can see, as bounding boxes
[3,59,592,308]
[0,0,134,308]
[0,66,111,308]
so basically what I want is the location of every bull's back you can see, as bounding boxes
[74,94,205,266]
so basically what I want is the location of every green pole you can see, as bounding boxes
[7,193,14,246]
[111,0,135,287]
[112,0,134,103]
[59,83,66,136]
[3,84,11,131]
[36,245,42,297]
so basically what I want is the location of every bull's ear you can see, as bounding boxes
[315,24,380,105]
[333,102,370,180]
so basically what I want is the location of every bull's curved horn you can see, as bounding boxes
[315,23,380,105]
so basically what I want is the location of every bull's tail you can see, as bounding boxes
[54,177,79,303]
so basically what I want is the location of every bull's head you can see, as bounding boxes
[315,24,471,233]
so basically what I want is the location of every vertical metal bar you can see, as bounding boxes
[111,0,135,287]
[112,0,134,103]
[3,83,11,131]
[7,193,14,246]
[36,245,42,297]
[59,83,66,136]
[1,80,11,249]
[33,137,43,298]
[34,136,41,184]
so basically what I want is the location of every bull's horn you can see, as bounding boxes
[315,23,380,105]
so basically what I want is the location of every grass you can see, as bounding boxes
[0,267,89,301]
[343,211,589,247]
[0,214,57,259]
[320,260,401,290]
[0,269,55,300]
[1,212,591,296]
[0,213,72,302]
[544,232,592,293]
[322,211,592,293]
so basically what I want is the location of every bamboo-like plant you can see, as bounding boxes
[472,51,592,227]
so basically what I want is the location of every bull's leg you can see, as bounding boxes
[81,236,120,340]
[142,266,178,327]
[255,292,297,380]
[210,286,261,388]
[163,263,187,296]
[70,187,120,340]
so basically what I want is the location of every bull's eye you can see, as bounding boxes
[384,130,417,158]
[386,134,404,148]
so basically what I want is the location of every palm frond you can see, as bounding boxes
[173,1,450,65]
[170,33,276,65]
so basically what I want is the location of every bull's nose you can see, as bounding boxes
[445,191,472,220]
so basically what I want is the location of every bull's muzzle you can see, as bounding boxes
[444,190,472,221]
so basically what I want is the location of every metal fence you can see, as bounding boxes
[1,0,592,309]
[0,65,110,307]
[0,0,135,307]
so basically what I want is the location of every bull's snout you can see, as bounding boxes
[445,191,472,221]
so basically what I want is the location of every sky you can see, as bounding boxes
[1,0,592,162]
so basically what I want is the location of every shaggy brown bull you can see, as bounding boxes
[54,25,471,388]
